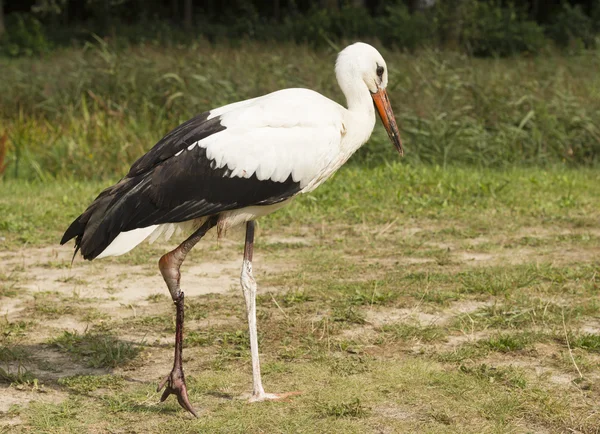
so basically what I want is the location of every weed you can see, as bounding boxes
[282,290,313,306]
[317,397,369,418]
[480,333,533,353]
[459,364,527,389]
[328,355,371,377]
[185,330,212,347]
[0,282,18,298]
[459,267,537,295]
[347,287,398,306]
[437,344,488,363]
[0,320,30,342]
[331,306,366,325]
[571,333,600,353]
[0,345,30,362]
[0,364,36,385]
[49,330,141,368]
[58,374,125,393]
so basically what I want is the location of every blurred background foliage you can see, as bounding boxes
[0,0,599,181]
[0,0,599,57]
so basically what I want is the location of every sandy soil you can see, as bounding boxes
[0,235,299,415]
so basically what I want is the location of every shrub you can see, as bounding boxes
[280,6,375,46]
[461,1,546,57]
[0,14,52,57]
[331,5,377,41]
[546,3,596,51]
[377,3,438,51]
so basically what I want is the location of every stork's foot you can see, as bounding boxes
[157,367,198,417]
[248,391,301,403]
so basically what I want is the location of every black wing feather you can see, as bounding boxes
[128,111,226,177]
[61,114,301,260]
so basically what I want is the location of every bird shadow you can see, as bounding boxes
[205,390,235,400]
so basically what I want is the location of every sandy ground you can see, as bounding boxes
[0,233,298,415]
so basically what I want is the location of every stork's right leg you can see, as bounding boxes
[241,221,300,402]
[157,216,218,417]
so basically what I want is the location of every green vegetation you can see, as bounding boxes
[0,164,598,431]
[1,1,599,57]
[0,40,599,433]
[0,43,599,184]
[58,374,126,394]
[49,330,142,368]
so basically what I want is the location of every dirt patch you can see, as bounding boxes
[0,241,300,416]
[365,299,491,330]
[0,385,67,414]
[442,330,491,348]
[366,307,443,327]
[0,243,296,320]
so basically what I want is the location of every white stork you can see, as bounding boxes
[61,42,402,416]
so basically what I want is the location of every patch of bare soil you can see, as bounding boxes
[365,299,492,330]
[0,385,67,415]
[480,345,577,386]
[0,240,299,416]
[0,241,294,319]
[365,307,443,327]
[515,226,600,238]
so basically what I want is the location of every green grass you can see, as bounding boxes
[48,330,142,369]
[58,374,126,394]
[379,323,447,343]
[0,43,599,183]
[572,334,600,353]
[0,170,598,430]
[1,164,599,249]
[480,333,534,353]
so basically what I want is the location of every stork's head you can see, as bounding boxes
[336,42,403,155]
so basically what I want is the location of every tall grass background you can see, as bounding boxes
[1,39,599,181]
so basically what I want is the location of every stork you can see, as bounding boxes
[61,42,402,416]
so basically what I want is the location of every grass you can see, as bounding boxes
[58,374,126,394]
[48,330,142,369]
[0,42,599,433]
[0,172,598,430]
[0,42,599,183]
[1,164,599,249]
[316,398,370,419]
[572,334,600,353]
[379,323,447,343]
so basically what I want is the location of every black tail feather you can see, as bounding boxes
[60,178,138,261]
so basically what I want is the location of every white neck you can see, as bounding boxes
[338,73,375,115]
[298,72,377,194]
[336,72,376,154]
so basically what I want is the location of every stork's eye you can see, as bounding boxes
[376,66,384,77]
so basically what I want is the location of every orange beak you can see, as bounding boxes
[372,88,403,156]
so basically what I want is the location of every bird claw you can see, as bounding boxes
[157,368,198,417]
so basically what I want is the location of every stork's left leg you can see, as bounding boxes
[157,216,218,417]
[241,221,299,402]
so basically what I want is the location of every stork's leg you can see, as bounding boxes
[241,221,299,402]
[157,217,218,417]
